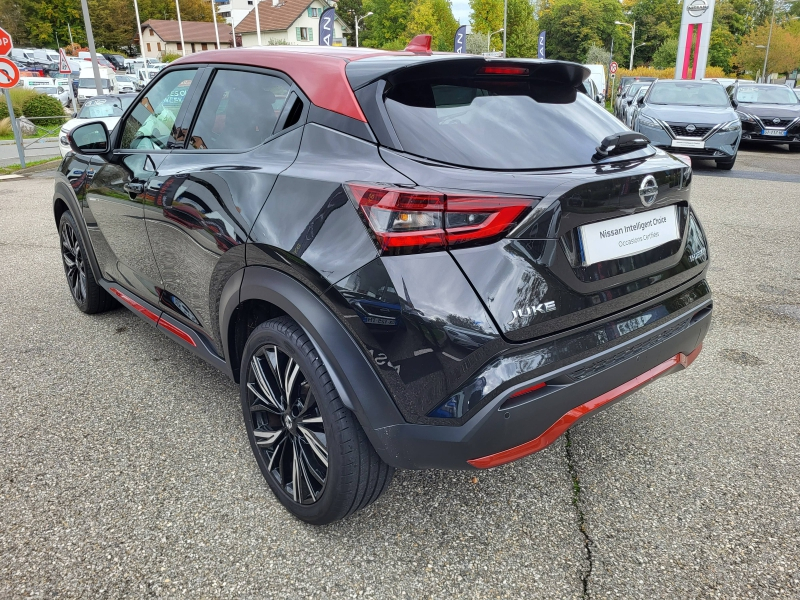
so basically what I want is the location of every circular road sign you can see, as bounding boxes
[0,57,21,89]
[0,27,11,57]
[609,61,618,74]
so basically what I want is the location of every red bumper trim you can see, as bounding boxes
[110,287,159,323]
[467,344,703,469]
[158,319,197,347]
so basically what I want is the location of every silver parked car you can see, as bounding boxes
[633,79,742,170]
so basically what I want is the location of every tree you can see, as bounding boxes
[505,0,537,57]
[537,0,623,62]
[651,38,677,68]
[335,0,363,42]
[360,0,411,47]
[624,0,682,65]
[406,0,459,52]
[466,31,487,54]
[469,0,503,50]
[734,24,800,75]
[585,43,610,65]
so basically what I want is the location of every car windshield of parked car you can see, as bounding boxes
[735,85,799,105]
[648,82,729,107]
[384,77,645,169]
[36,86,58,94]
[79,78,110,89]
[78,96,134,119]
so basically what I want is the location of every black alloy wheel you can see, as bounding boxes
[240,317,394,524]
[58,210,116,314]
[60,218,87,305]
[247,344,328,505]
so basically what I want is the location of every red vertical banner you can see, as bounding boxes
[682,24,694,79]
[690,24,702,79]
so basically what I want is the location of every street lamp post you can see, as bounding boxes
[211,0,220,49]
[354,12,373,48]
[762,0,799,82]
[255,0,262,46]
[175,0,186,56]
[502,0,507,57]
[488,28,504,52]
[615,20,636,70]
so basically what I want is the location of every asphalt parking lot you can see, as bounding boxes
[1,146,798,598]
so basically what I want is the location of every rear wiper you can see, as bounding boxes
[592,132,650,162]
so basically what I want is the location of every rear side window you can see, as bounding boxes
[188,70,290,150]
[384,76,641,170]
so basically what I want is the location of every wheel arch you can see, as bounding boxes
[53,177,103,283]
[223,266,405,459]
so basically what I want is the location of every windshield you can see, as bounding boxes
[79,78,110,89]
[626,83,648,97]
[384,76,648,170]
[735,85,799,105]
[79,96,134,118]
[37,87,58,94]
[648,82,730,107]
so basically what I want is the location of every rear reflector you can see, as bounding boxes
[346,183,535,254]
[479,66,530,76]
[509,381,546,399]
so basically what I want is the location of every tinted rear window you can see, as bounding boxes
[384,77,643,169]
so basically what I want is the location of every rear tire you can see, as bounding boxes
[58,210,116,314]
[240,316,394,525]
[715,156,736,170]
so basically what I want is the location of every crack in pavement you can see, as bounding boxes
[565,429,593,599]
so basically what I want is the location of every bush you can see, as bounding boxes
[615,65,728,80]
[161,52,182,63]
[0,117,12,136]
[0,88,38,121]
[21,94,67,128]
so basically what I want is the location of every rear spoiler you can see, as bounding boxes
[345,55,590,91]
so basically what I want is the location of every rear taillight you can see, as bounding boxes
[345,183,535,254]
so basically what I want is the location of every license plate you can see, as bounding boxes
[671,139,705,149]
[762,129,787,136]
[578,206,681,266]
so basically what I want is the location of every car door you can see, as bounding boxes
[82,67,203,307]
[143,66,305,352]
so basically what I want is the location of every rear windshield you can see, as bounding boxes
[734,85,799,105]
[383,77,642,170]
[648,81,730,107]
[79,96,134,118]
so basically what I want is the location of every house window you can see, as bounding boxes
[247,1,253,4]
[176,42,182,50]
[296,27,313,41]
[157,42,161,51]
[221,11,231,17]
[146,43,151,52]
[307,7,319,17]
[201,43,208,50]
[149,29,154,36]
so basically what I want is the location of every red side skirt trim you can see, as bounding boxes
[467,344,703,469]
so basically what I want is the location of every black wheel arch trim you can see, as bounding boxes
[53,176,103,285]
[231,266,405,457]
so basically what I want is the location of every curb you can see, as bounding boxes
[15,159,62,175]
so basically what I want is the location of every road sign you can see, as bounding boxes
[609,61,618,75]
[611,73,616,79]
[0,57,21,88]
[0,27,11,57]
[58,48,72,74]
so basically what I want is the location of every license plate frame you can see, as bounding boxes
[761,129,787,137]
[671,139,705,149]
[578,206,681,267]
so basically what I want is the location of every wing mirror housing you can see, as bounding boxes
[637,96,646,106]
[68,121,110,155]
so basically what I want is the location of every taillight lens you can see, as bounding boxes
[346,183,535,254]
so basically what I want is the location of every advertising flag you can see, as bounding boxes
[454,25,467,54]
[319,8,335,46]
[537,31,546,59]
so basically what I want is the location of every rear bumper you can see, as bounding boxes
[373,298,712,470]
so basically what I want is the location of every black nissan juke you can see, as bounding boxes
[54,39,712,524]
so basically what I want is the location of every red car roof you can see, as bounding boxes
[172,46,416,122]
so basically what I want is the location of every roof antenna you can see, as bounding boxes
[404,34,431,55]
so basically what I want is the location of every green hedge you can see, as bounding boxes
[0,88,38,121]
[21,94,66,128]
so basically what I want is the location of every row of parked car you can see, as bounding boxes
[613,77,800,169]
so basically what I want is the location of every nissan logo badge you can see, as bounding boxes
[687,0,709,17]
[639,175,659,207]
[686,124,696,133]
[773,118,781,124]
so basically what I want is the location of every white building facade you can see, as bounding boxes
[236,0,349,47]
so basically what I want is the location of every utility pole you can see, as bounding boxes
[502,0,507,57]
[255,0,262,46]
[175,0,186,56]
[68,23,74,47]
[133,0,146,59]
[79,0,104,96]
[762,2,776,82]
[211,0,221,49]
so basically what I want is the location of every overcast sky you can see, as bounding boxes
[452,0,471,26]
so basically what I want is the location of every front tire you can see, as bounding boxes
[58,210,116,314]
[715,156,736,170]
[789,144,800,153]
[240,316,394,525]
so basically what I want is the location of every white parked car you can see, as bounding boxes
[136,67,159,89]
[115,74,137,93]
[77,66,119,105]
[34,85,71,107]
[59,94,136,157]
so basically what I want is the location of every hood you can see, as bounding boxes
[60,116,121,134]
[735,103,800,119]
[643,103,736,124]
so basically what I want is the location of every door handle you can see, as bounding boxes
[124,182,145,195]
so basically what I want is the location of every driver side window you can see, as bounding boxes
[119,69,198,150]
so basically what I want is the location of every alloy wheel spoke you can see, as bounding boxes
[63,254,76,269]
[284,358,299,401]
[297,386,314,418]
[291,439,301,502]
[254,428,283,447]
[298,443,326,485]
[299,415,323,425]
[251,356,283,411]
[297,425,328,468]
[247,382,282,414]
[296,440,318,502]
[267,437,286,472]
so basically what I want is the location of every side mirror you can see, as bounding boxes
[730,98,738,108]
[68,121,109,155]
[637,96,645,106]
[626,98,633,105]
